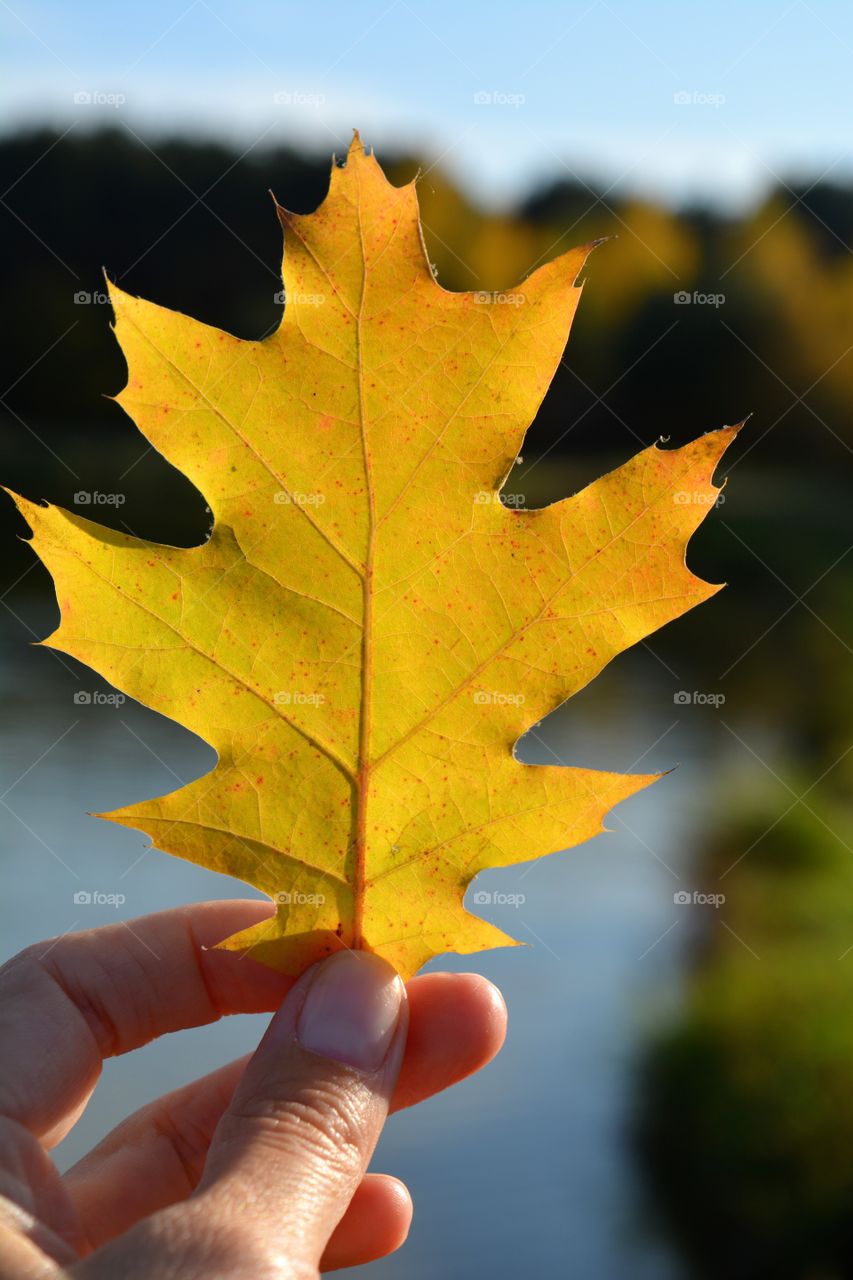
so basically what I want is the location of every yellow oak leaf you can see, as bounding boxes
[11,133,737,980]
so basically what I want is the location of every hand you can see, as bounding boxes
[0,899,506,1278]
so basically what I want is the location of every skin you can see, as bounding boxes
[0,899,507,1278]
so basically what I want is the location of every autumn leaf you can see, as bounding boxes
[10,132,737,980]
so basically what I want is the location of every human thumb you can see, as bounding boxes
[128,949,407,1280]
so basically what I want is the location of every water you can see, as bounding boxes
[0,618,711,1279]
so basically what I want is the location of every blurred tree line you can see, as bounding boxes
[2,125,853,552]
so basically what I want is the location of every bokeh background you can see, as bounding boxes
[2,3,853,1277]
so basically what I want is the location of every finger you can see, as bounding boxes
[0,1115,84,1268]
[197,949,407,1265]
[73,951,407,1279]
[68,1080,411,1269]
[67,1075,411,1269]
[65,1058,248,1248]
[320,1174,411,1271]
[65,972,505,1245]
[394,970,506,1107]
[0,900,287,1141]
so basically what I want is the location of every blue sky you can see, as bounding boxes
[3,0,852,208]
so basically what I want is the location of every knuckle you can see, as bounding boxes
[9,938,128,1059]
[224,1079,368,1173]
[0,1115,57,1195]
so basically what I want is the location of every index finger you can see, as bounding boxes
[0,899,288,1141]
